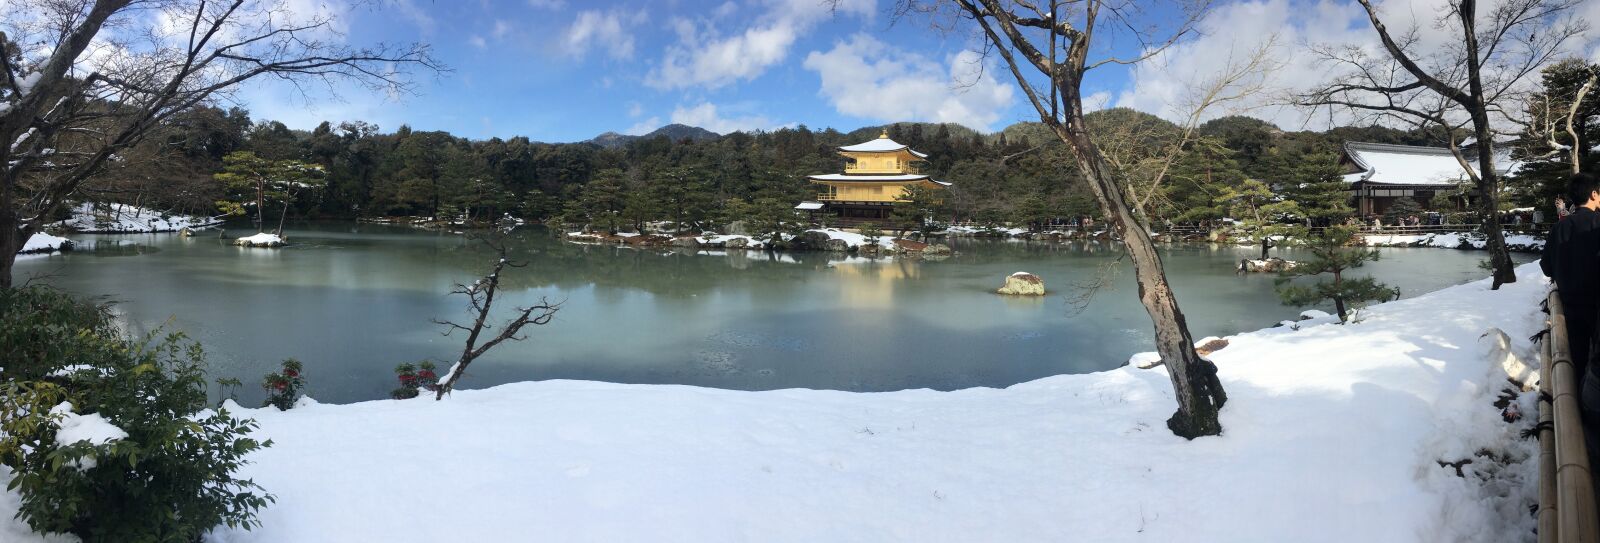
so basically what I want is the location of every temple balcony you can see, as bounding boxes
[843,163,923,175]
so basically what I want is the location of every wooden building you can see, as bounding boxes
[796,131,950,221]
[1338,141,1519,217]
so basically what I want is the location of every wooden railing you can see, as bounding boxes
[1540,292,1599,543]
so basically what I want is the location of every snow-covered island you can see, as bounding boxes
[234,232,286,247]
[0,263,1547,542]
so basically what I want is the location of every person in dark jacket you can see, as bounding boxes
[1545,173,1600,392]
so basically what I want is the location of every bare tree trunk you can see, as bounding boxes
[1568,74,1596,175]
[255,178,266,233]
[1460,0,1516,289]
[0,210,20,290]
[276,197,290,237]
[1055,121,1226,438]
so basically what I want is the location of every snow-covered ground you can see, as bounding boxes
[54,203,222,233]
[1363,232,1544,251]
[18,233,71,254]
[1,265,1551,542]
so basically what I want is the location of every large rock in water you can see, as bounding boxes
[724,237,749,249]
[823,239,850,252]
[923,243,952,256]
[789,231,831,251]
[997,272,1045,296]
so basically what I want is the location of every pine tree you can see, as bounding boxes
[1214,178,1297,259]
[1285,153,1353,227]
[1275,226,1399,323]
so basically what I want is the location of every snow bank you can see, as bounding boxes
[944,225,1027,236]
[55,203,221,233]
[18,233,71,254]
[0,266,1552,542]
[1364,232,1543,252]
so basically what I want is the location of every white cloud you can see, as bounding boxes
[528,0,566,9]
[624,117,661,135]
[670,102,782,134]
[627,101,645,117]
[1084,91,1112,112]
[563,9,644,60]
[1112,0,1596,131]
[468,35,487,49]
[492,20,514,41]
[388,0,436,34]
[802,34,1016,131]
[646,0,875,90]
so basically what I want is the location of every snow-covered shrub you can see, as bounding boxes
[390,361,440,400]
[0,286,273,541]
[261,359,305,410]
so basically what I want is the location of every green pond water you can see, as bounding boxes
[14,221,1535,405]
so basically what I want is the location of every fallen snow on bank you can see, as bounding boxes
[1364,232,1543,251]
[200,268,1555,541]
[943,225,1027,236]
[55,203,221,233]
[810,228,900,249]
[0,266,1550,542]
[19,233,71,254]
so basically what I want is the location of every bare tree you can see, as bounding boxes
[0,0,444,288]
[1094,36,1282,224]
[1298,0,1588,289]
[882,0,1234,438]
[432,238,561,399]
[1520,60,1596,176]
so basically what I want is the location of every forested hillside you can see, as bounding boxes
[83,106,1560,231]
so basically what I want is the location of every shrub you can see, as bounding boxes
[261,359,306,411]
[1275,226,1400,323]
[0,286,272,541]
[391,361,440,400]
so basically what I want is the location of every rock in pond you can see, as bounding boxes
[997,272,1045,296]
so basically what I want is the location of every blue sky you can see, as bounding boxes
[230,0,1600,142]
[235,0,1110,141]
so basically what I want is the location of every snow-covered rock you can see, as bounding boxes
[1237,257,1298,273]
[234,232,284,247]
[997,271,1045,296]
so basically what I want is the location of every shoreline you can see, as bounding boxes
[6,262,1541,542]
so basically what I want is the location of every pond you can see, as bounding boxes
[14,222,1535,405]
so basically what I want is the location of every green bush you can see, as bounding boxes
[0,286,273,541]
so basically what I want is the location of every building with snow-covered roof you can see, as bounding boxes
[801,130,950,222]
[1339,141,1518,217]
